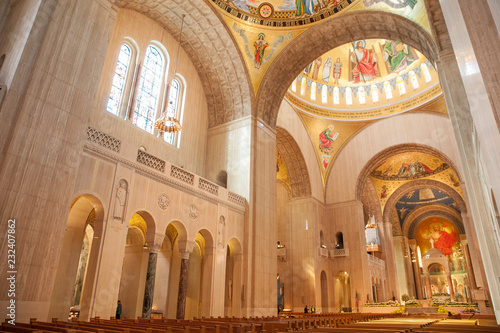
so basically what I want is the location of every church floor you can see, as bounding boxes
[308,316,500,332]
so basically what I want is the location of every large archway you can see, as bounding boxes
[48,194,105,321]
[257,11,438,128]
[224,237,243,317]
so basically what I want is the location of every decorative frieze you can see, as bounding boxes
[199,178,219,195]
[171,165,194,185]
[137,150,166,172]
[87,127,121,153]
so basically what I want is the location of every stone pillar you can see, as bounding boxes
[0,0,117,322]
[439,1,500,322]
[446,273,455,301]
[409,242,423,299]
[176,241,194,319]
[142,233,165,319]
[382,220,399,299]
[425,274,432,299]
[460,238,476,290]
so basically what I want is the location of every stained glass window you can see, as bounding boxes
[346,87,352,105]
[422,63,432,83]
[291,78,297,92]
[409,70,419,90]
[133,45,164,133]
[371,84,379,103]
[397,77,406,95]
[321,85,327,104]
[357,86,365,105]
[106,44,131,116]
[333,86,340,105]
[384,81,393,100]
[300,79,306,96]
[164,79,180,144]
[311,82,316,100]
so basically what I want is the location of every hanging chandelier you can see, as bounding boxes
[155,14,185,135]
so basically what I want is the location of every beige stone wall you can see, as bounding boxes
[90,9,209,176]
[69,144,246,318]
[0,0,118,322]
[277,101,323,201]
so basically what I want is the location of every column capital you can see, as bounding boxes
[178,240,195,259]
[147,233,166,253]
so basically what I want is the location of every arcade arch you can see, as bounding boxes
[48,194,105,321]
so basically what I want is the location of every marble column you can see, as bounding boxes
[142,252,158,319]
[425,274,432,299]
[142,234,165,319]
[409,243,423,299]
[382,220,399,299]
[446,273,455,300]
[176,250,191,319]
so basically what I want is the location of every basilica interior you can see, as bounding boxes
[1,0,500,327]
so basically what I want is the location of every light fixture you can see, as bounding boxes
[155,14,185,135]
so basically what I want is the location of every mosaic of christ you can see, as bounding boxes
[415,217,459,257]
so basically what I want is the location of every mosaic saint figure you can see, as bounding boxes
[312,57,322,80]
[319,124,339,153]
[350,40,378,82]
[254,33,268,69]
[322,57,332,83]
[296,0,312,16]
[333,57,342,84]
[383,40,415,73]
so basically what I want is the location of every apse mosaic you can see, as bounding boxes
[276,149,291,192]
[286,39,441,120]
[395,188,461,226]
[369,152,463,212]
[415,217,460,258]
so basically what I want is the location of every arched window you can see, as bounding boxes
[396,77,406,95]
[321,85,328,104]
[133,45,165,133]
[409,70,419,90]
[421,63,432,83]
[333,86,340,105]
[335,232,344,249]
[345,87,352,105]
[371,84,379,103]
[320,231,325,248]
[358,86,366,105]
[311,82,317,100]
[291,78,297,92]
[384,81,393,100]
[164,77,185,145]
[300,79,306,96]
[107,43,133,117]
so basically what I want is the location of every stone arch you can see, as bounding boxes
[118,1,252,128]
[225,237,243,317]
[48,193,106,321]
[355,144,463,202]
[133,210,158,245]
[162,219,189,246]
[403,203,465,238]
[383,179,467,225]
[257,10,438,128]
[276,127,311,198]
